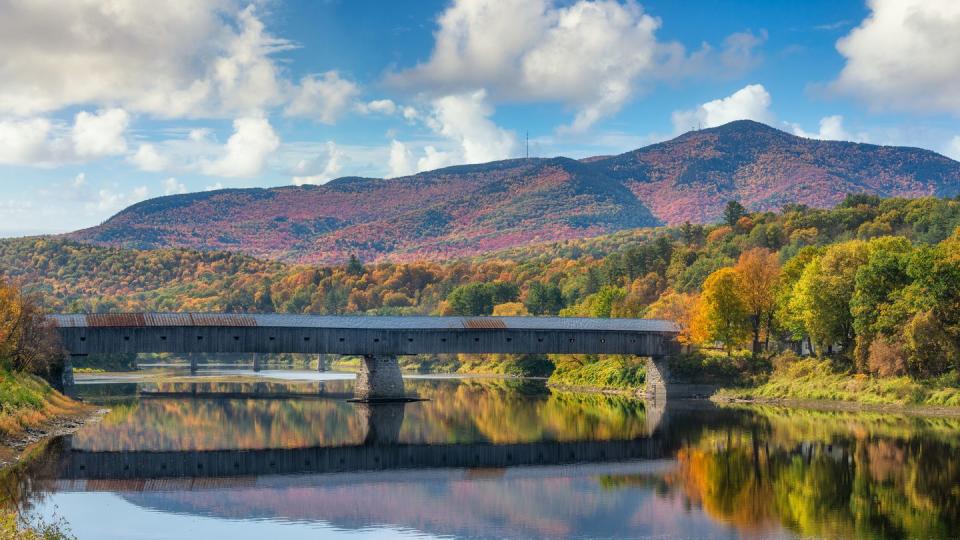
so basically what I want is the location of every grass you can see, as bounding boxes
[333,354,554,377]
[0,510,74,539]
[548,356,646,392]
[0,369,86,438]
[716,358,960,407]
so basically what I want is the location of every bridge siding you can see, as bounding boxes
[60,439,667,480]
[58,326,672,357]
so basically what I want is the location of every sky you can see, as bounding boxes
[2,0,960,236]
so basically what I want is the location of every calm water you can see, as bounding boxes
[4,369,960,539]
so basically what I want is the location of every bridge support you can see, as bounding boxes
[353,354,406,402]
[317,353,328,372]
[252,353,261,372]
[356,402,406,445]
[189,354,198,374]
[645,355,719,400]
[63,355,76,387]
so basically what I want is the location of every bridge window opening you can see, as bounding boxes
[124,336,130,341]
[197,464,203,470]
[441,338,447,342]
[600,338,606,343]
[339,337,345,342]
[569,338,575,343]
[79,336,86,342]
[233,336,239,341]
[407,338,413,342]
[234,462,239,468]
[506,337,512,342]
[269,337,275,341]
[474,337,480,342]
[631,339,636,343]
[374,338,380,343]
[197,336,203,341]
[537,338,543,342]
[160,336,167,340]
[303,337,310,341]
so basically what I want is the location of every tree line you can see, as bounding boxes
[2,195,959,378]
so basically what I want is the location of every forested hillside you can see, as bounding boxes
[67,121,960,264]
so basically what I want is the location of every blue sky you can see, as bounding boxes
[1,0,959,236]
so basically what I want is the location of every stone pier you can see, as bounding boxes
[353,354,406,402]
[317,353,328,372]
[189,354,198,374]
[644,356,719,400]
[63,355,76,387]
[356,402,406,445]
[252,353,261,372]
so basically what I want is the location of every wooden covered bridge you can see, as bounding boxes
[50,313,681,400]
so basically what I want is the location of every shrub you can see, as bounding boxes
[867,338,907,377]
[904,311,958,377]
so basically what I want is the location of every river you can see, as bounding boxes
[4,368,960,539]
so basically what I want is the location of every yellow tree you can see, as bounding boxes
[735,248,781,355]
[691,268,750,355]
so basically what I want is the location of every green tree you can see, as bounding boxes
[691,267,750,354]
[346,254,364,276]
[789,241,869,357]
[524,282,565,315]
[446,282,518,316]
[724,200,747,227]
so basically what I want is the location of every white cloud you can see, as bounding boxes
[946,136,960,161]
[387,140,416,177]
[292,141,345,185]
[833,0,960,114]
[0,117,57,165]
[0,109,129,166]
[671,84,773,132]
[72,108,129,157]
[129,143,170,172]
[202,116,280,177]
[357,99,398,116]
[90,184,149,213]
[417,145,454,172]
[391,0,764,132]
[386,90,517,175]
[788,115,867,142]
[426,90,517,164]
[285,71,360,124]
[205,182,225,191]
[392,0,661,131]
[162,177,188,196]
[0,2,290,118]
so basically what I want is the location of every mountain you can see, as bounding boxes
[71,157,658,264]
[590,120,960,223]
[69,120,960,263]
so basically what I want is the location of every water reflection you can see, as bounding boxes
[5,376,960,539]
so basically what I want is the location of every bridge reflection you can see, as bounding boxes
[54,431,670,482]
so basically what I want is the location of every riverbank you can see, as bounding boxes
[714,358,960,408]
[0,370,99,467]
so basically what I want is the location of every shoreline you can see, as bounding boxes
[0,406,107,469]
[712,395,960,418]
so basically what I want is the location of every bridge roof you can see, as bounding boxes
[49,313,679,333]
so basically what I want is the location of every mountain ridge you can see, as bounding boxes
[69,120,960,263]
